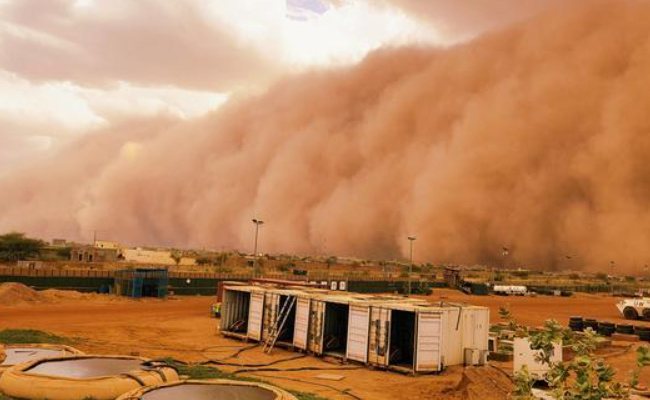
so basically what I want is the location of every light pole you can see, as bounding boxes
[407,236,416,296]
[252,219,264,277]
[610,261,616,293]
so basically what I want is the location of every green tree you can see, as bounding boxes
[0,232,45,262]
[170,251,182,265]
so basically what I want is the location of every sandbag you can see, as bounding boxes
[116,379,298,400]
[0,355,179,400]
[0,343,84,376]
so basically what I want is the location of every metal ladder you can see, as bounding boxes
[263,296,296,353]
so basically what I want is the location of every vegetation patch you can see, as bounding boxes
[0,329,73,345]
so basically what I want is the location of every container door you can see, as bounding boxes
[346,304,371,363]
[247,292,265,341]
[464,309,489,351]
[415,311,443,372]
[308,300,325,354]
[293,297,311,350]
[368,306,391,366]
[263,292,280,341]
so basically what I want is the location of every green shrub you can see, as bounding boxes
[0,329,72,345]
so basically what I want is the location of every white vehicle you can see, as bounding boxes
[616,298,650,320]
[493,285,528,296]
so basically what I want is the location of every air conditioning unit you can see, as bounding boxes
[464,348,487,366]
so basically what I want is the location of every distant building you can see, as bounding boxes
[94,240,120,250]
[71,245,118,263]
[51,238,68,247]
[120,248,196,266]
[444,267,462,288]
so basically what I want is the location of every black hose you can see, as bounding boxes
[487,364,514,383]
[202,354,307,368]
[201,344,259,362]
[247,373,364,400]
[233,365,362,374]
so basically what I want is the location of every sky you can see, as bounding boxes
[7,0,646,273]
[0,0,440,172]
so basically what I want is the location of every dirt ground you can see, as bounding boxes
[423,289,650,328]
[0,288,648,399]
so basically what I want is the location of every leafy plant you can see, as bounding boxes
[508,307,649,400]
[513,365,536,400]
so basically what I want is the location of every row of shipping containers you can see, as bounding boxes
[220,285,489,373]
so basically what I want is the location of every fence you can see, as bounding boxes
[0,267,446,295]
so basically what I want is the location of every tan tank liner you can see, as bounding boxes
[0,343,84,376]
[116,379,298,400]
[0,355,179,400]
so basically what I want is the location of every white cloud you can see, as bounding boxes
[0,0,434,173]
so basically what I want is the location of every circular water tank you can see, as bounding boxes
[0,355,179,400]
[117,379,298,400]
[0,344,83,376]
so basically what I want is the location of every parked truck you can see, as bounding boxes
[617,298,650,320]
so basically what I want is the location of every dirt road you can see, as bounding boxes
[424,289,650,328]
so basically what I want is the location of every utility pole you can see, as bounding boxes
[252,219,264,278]
[93,230,97,246]
[407,236,416,296]
[610,261,616,294]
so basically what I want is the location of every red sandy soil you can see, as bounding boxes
[0,287,647,399]
[423,289,650,328]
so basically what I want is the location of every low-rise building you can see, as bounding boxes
[71,245,118,263]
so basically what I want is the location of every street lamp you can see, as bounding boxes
[252,219,264,277]
[407,236,416,296]
[610,261,616,293]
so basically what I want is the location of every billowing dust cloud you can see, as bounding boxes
[1,0,649,273]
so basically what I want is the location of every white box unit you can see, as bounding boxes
[514,337,562,378]
[463,348,487,366]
